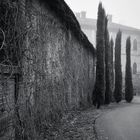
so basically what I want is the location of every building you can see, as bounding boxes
[75,11,140,74]
[75,11,140,94]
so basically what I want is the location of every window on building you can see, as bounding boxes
[133,39,137,51]
[133,62,137,74]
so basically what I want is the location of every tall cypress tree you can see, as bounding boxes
[125,37,133,102]
[92,3,105,108]
[114,30,122,103]
[104,16,111,104]
[110,38,114,101]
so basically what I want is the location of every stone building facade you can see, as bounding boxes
[76,12,140,94]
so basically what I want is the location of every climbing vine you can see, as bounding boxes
[0,1,26,139]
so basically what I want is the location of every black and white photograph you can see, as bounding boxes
[0,0,140,139]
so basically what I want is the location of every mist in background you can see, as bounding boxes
[65,0,140,29]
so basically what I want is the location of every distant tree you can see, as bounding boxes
[114,30,122,103]
[92,3,106,108]
[110,38,114,101]
[125,37,133,102]
[104,16,111,104]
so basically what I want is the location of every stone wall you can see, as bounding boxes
[17,1,96,137]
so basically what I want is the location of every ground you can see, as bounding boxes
[1,96,139,139]
[46,107,101,140]
[50,96,140,140]
[96,96,140,140]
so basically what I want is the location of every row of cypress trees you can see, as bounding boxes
[92,2,133,108]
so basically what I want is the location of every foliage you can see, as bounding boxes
[92,2,105,108]
[125,37,133,102]
[114,30,122,103]
[104,16,111,104]
[110,38,114,101]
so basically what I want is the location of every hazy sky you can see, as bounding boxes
[65,0,140,29]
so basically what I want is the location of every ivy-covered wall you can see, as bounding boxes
[18,0,96,138]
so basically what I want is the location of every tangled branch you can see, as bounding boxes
[0,27,5,51]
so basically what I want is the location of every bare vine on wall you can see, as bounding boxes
[0,1,68,139]
[0,1,43,139]
[0,1,27,139]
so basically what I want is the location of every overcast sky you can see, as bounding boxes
[65,0,140,29]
